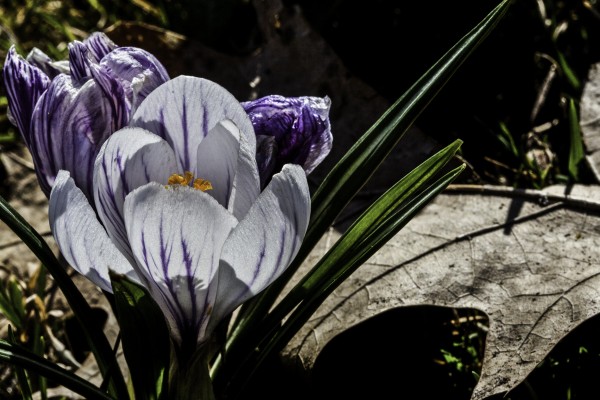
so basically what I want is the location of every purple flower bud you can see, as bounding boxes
[3,32,170,199]
[3,47,51,146]
[242,95,332,187]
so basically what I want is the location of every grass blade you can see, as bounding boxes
[567,97,584,180]
[8,326,33,400]
[0,339,114,400]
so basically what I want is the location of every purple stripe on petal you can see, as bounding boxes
[84,32,117,62]
[3,46,50,146]
[100,47,169,111]
[29,75,75,195]
[124,182,237,345]
[31,72,127,199]
[131,76,256,175]
[88,62,130,129]
[181,238,198,326]
[68,41,90,83]
[181,98,190,170]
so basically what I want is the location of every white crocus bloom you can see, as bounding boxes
[48,76,310,353]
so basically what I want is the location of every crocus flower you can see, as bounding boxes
[48,76,310,356]
[3,32,169,198]
[242,95,332,187]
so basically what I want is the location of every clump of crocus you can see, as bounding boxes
[3,32,170,198]
[49,76,311,398]
[4,32,333,201]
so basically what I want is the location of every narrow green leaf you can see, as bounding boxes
[0,284,22,329]
[36,335,48,400]
[111,273,170,400]
[0,339,114,400]
[0,196,129,399]
[8,277,26,323]
[8,326,33,400]
[556,51,581,91]
[498,121,519,158]
[269,140,463,325]
[226,0,513,356]
[567,97,584,180]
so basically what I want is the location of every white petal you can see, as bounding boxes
[196,119,260,217]
[130,76,255,174]
[49,170,137,292]
[196,120,240,208]
[123,182,238,345]
[93,128,178,263]
[227,120,261,219]
[213,164,310,323]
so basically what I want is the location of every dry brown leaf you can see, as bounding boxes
[282,184,600,399]
[581,61,600,182]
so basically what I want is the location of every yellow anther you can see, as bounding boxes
[193,178,213,191]
[166,171,212,192]
[168,171,195,186]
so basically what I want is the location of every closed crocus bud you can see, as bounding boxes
[242,95,332,188]
[3,32,169,199]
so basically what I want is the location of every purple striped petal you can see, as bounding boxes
[242,95,332,186]
[211,164,310,328]
[124,182,238,346]
[84,32,117,62]
[30,74,126,198]
[2,46,50,146]
[88,61,130,130]
[49,170,137,292]
[100,47,169,111]
[68,41,91,83]
[130,76,255,174]
[94,128,178,263]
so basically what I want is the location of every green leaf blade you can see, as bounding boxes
[567,97,584,181]
[111,274,170,400]
[0,339,114,400]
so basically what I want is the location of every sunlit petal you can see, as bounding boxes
[130,76,255,174]
[213,164,310,325]
[124,182,238,345]
[49,170,137,292]
[94,128,178,263]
